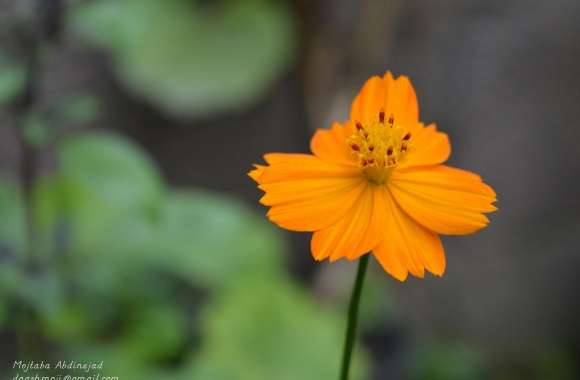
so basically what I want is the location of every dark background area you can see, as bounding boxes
[0,0,579,379]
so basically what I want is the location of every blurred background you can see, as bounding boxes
[0,0,579,379]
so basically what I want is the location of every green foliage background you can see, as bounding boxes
[0,130,368,379]
[0,1,367,377]
[68,0,296,118]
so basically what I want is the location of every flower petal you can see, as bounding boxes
[372,189,446,280]
[259,177,358,206]
[384,73,419,128]
[310,122,357,166]
[265,178,367,231]
[350,76,386,125]
[400,124,450,168]
[250,153,366,231]
[390,165,497,235]
[247,164,266,181]
[257,153,360,184]
[349,72,419,127]
[310,184,385,261]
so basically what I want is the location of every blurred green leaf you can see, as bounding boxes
[21,112,51,147]
[58,131,163,212]
[17,270,64,315]
[0,178,26,256]
[32,176,69,257]
[0,56,26,106]
[0,259,67,322]
[37,131,284,290]
[78,188,287,289]
[69,0,296,118]
[0,260,23,326]
[142,190,286,288]
[191,279,368,380]
[54,131,164,254]
[536,346,576,380]
[40,268,183,345]
[54,93,101,124]
[41,302,98,342]
[413,342,486,380]
[121,303,188,363]
[69,345,177,380]
[0,295,6,325]
[23,130,347,380]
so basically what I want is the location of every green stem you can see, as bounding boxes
[339,254,370,380]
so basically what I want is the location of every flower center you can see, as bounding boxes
[347,111,413,184]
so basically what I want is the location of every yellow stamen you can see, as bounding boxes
[347,112,413,184]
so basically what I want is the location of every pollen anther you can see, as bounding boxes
[346,111,414,183]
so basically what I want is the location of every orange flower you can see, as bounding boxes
[249,72,497,281]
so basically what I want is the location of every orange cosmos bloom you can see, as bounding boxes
[249,72,497,281]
